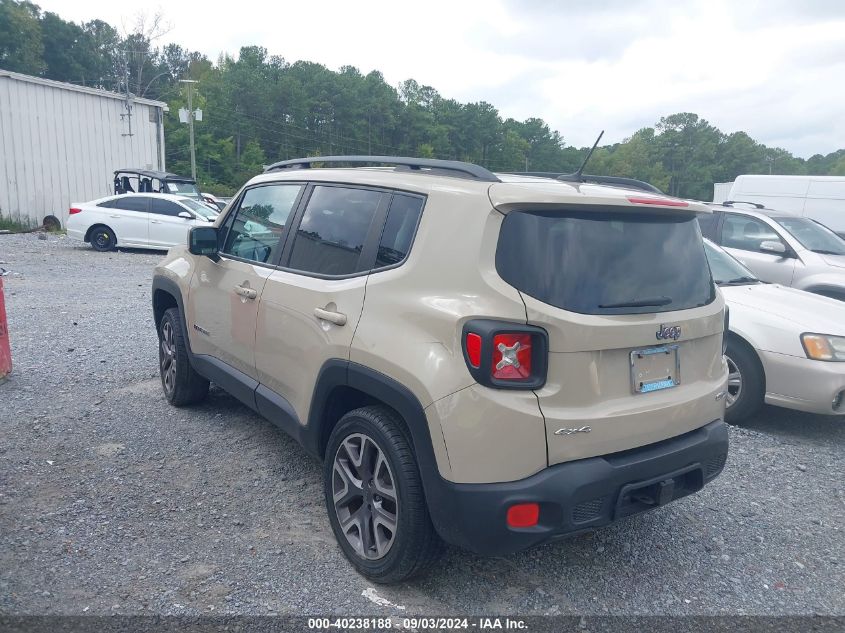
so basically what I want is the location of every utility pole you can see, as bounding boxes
[179,79,199,180]
[120,50,134,137]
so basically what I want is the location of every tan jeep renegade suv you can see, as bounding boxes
[152,156,729,583]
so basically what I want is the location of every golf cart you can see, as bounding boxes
[113,169,204,201]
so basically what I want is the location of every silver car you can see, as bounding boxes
[699,201,845,300]
[705,240,845,421]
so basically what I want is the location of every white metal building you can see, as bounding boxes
[0,71,167,228]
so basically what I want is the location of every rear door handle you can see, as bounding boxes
[109,214,121,218]
[150,220,161,224]
[234,285,258,300]
[314,308,347,326]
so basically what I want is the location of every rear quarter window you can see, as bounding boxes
[375,194,424,268]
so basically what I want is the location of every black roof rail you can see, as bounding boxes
[722,200,765,209]
[263,155,501,183]
[506,172,663,195]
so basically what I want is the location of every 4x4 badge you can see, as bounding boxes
[554,426,592,435]
[656,324,681,341]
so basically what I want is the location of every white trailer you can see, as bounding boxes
[0,71,167,228]
[712,181,733,203]
[728,174,845,235]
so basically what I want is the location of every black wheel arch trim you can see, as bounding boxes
[152,276,192,353]
[306,360,461,544]
[305,360,441,471]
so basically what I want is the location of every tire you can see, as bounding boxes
[158,307,209,406]
[323,405,443,583]
[89,225,116,252]
[724,337,764,423]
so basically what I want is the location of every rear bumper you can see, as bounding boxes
[66,227,85,242]
[426,419,728,555]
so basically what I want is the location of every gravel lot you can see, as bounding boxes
[0,233,843,617]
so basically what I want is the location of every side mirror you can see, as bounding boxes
[189,226,219,258]
[759,240,787,255]
[178,211,193,220]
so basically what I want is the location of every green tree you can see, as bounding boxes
[0,0,44,74]
[829,155,845,177]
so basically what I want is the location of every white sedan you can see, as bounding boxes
[705,240,845,421]
[66,193,217,252]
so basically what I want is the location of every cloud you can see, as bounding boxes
[36,0,845,157]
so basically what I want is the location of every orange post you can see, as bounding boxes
[0,276,11,381]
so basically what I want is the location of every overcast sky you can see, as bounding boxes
[37,0,845,157]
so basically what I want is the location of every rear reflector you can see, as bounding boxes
[465,332,482,368]
[69,207,82,215]
[627,196,689,208]
[492,333,532,380]
[507,503,540,528]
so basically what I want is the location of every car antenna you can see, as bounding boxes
[559,130,604,184]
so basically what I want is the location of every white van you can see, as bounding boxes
[728,175,845,236]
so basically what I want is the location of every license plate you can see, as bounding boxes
[630,345,680,394]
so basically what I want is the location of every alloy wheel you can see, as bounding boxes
[726,355,742,408]
[332,433,398,560]
[160,321,177,395]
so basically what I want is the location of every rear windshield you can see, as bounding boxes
[496,209,715,315]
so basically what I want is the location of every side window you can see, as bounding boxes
[112,197,150,212]
[97,199,117,209]
[221,184,302,264]
[696,211,719,239]
[150,198,184,217]
[376,194,424,268]
[287,186,383,276]
[720,214,783,253]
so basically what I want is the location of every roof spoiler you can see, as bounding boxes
[506,172,663,195]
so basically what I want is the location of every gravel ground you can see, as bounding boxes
[0,232,843,617]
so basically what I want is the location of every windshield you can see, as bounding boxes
[703,241,758,285]
[496,209,715,314]
[774,217,845,255]
[165,181,202,198]
[179,198,218,220]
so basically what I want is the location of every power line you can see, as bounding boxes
[174,105,515,171]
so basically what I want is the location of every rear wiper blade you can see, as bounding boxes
[599,296,672,309]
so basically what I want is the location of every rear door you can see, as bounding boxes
[105,196,151,245]
[187,183,304,378]
[495,208,725,465]
[718,212,796,284]
[148,198,197,248]
[254,184,389,425]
